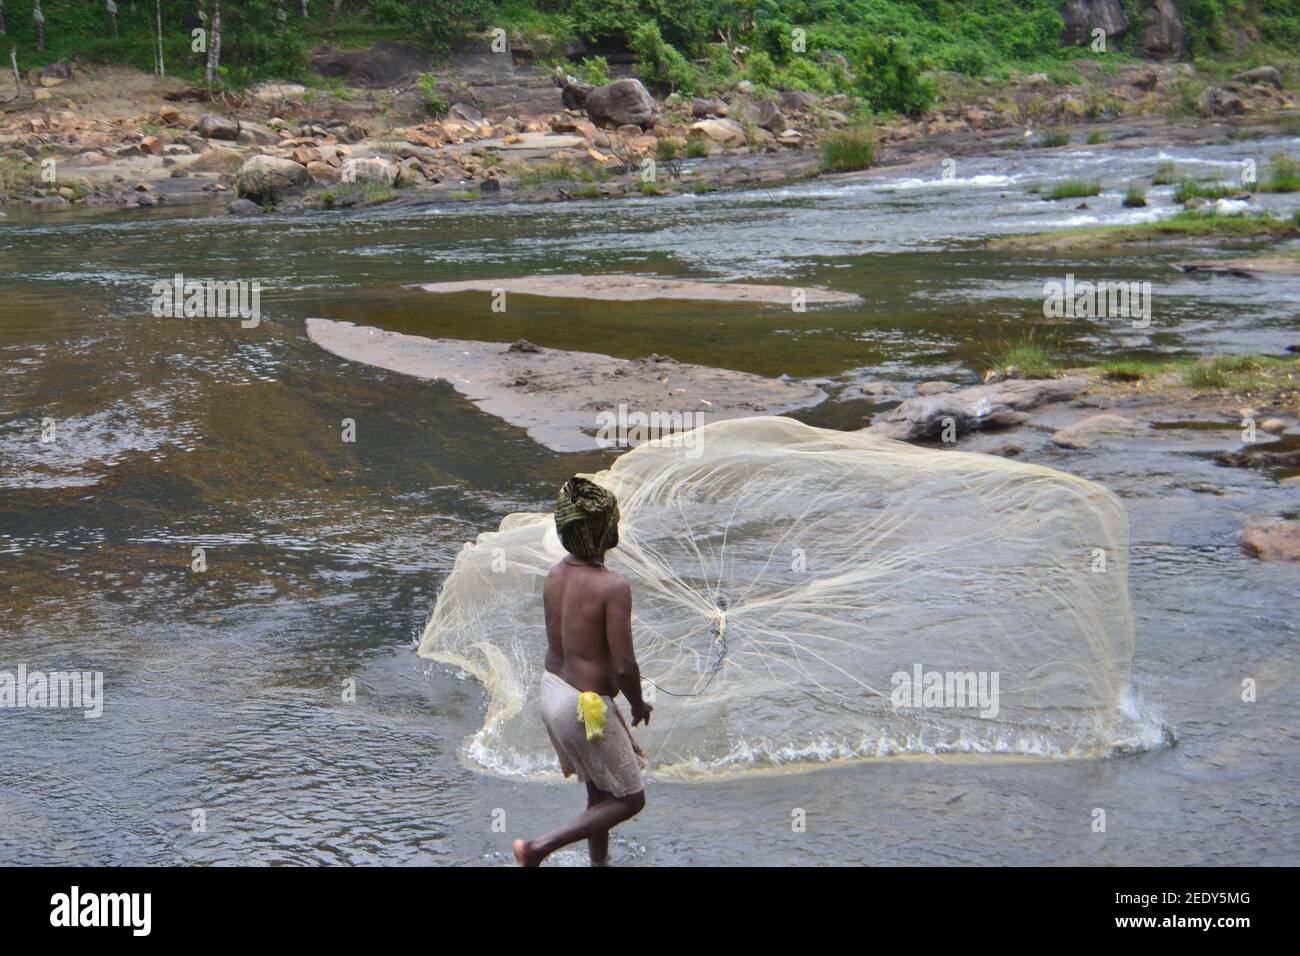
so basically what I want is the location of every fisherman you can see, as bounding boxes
[513,476,651,867]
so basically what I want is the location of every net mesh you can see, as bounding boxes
[418,416,1159,780]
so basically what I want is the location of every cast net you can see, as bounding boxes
[418,416,1162,780]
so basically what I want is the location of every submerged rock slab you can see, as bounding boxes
[417,274,861,307]
[866,377,1089,441]
[306,319,825,452]
[1176,257,1300,277]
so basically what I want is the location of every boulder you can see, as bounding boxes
[554,73,594,111]
[691,97,728,118]
[1050,413,1144,449]
[1129,67,1159,91]
[916,381,957,396]
[778,90,818,112]
[185,147,245,174]
[235,155,308,191]
[236,121,280,146]
[197,113,240,141]
[690,118,747,147]
[963,108,998,129]
[1232,66,1283,89]
[226,198,262,216]
[745,100,787,133]
[1239,522,1300,561]
[1060,0,1129,46]
[449,102,483,124]
[306,161,340,183]
[1137,0,1186,60]
[866,377,1089,441]
[585,79,657,129]
[347,157,398,185]
[1198,86,1246,116]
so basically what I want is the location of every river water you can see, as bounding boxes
[1,137,1297,865]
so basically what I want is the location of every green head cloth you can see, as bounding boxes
[554,476,620,560]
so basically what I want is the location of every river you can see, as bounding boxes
[1,136,1296,864]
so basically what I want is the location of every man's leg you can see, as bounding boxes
[586,782,611,865]
[513,788,645,867]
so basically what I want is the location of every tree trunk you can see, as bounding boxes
[154,0,165,77]
[205,0,220,89]
[32,1,43,52]
[106,0,117,37]
[329,0,342,25]
[301,0,308,17]
[1,1,7,37]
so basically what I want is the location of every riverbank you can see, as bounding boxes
[3,49,1298,215]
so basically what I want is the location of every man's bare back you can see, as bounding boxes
[543,556,647,711]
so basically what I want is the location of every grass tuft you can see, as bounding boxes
[821,127,875,173]
[1045,179,1101,200]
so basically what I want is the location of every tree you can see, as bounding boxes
[106,0,118,37]
[154,0,164,77]
[32,0,43,51]
[205,0,221,88]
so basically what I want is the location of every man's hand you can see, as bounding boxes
[631,700,653,727]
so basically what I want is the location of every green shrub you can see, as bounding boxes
[1122,182,1148,207]
[744,51,777,87]
[1040,131,1071,147]
[851,36,935,118]
[629,21,698,94]
[821,127,875,173]
[655,137,683,162]
[582,55,610,86]
[779,58,836,94]
[417,73,449,116]
[686,135,710,159]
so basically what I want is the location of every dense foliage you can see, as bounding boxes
[3,1,1295,108]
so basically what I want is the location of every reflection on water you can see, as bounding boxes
[1,137,1297,864]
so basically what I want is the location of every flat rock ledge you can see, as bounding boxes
[417,274,861,307]
[306,319,825,452]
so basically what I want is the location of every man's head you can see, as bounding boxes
[554,476,620,560]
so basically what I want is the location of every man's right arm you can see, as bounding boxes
[606,577,651,725]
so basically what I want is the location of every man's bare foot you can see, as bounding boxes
[513,839,540,867]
